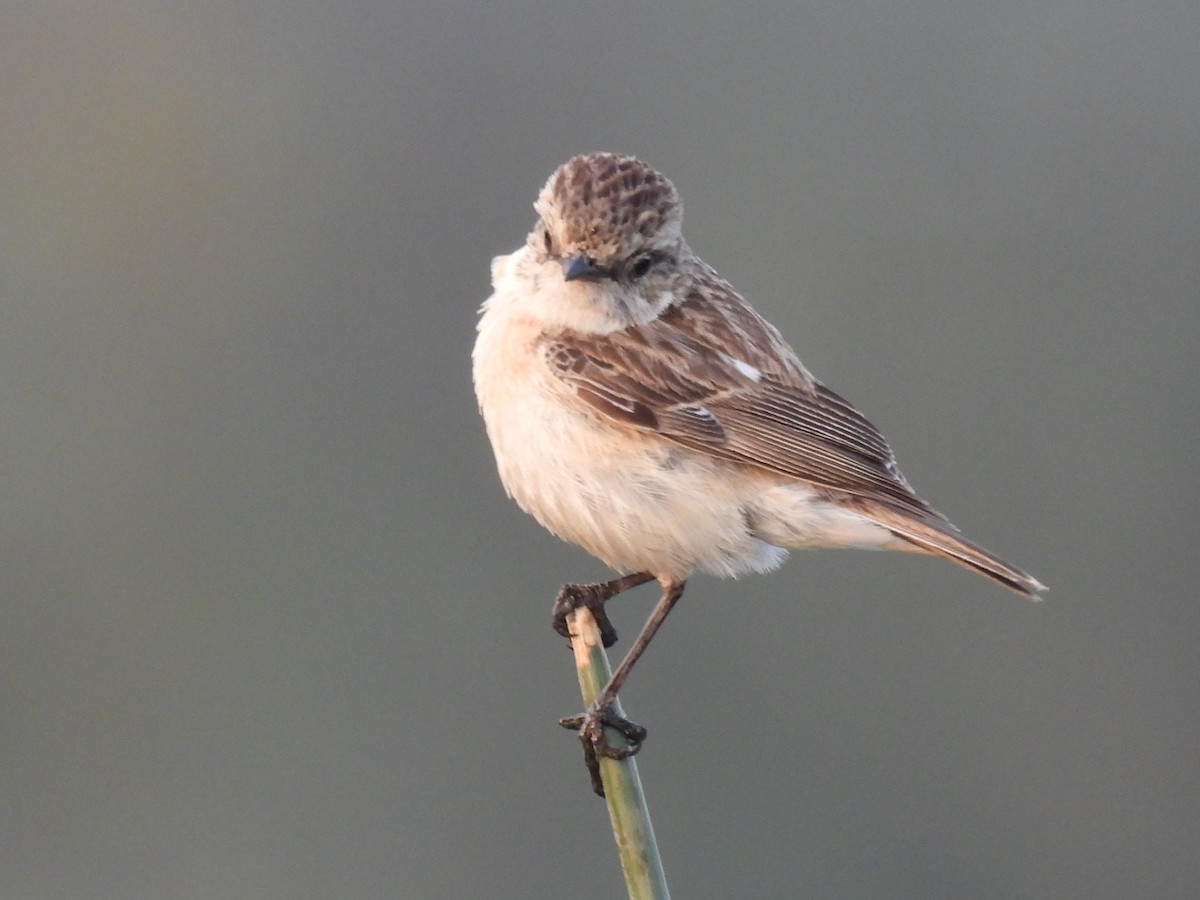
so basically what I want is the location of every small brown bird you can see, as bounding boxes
[473,152,1044,791]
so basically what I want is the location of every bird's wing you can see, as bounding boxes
[543,287,942,520]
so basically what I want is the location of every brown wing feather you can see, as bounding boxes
[700,382,935,515]
[543,277,1044,597]
[543,276,940,519]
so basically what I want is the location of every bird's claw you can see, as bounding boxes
[551,583,619,647]
[560,702,648,796]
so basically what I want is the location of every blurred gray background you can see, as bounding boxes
[2,2,1197,898]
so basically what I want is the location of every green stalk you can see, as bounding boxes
[566,607,671,900]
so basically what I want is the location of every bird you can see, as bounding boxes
[473,152,1044,792]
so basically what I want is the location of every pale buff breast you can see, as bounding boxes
[475,276,783,581]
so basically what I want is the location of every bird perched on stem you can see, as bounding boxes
[473,152,1045,792]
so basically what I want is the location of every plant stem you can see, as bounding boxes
[566,606,671,900]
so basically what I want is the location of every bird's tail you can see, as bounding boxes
[857,501,1046,598]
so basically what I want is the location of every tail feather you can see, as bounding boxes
[857,502,1046,598]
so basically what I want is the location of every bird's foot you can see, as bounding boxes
[551,582,620,648]
[560,701,648,796]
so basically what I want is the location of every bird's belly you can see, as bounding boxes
[483,386,782,580]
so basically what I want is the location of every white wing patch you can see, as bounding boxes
[725,355,762,382]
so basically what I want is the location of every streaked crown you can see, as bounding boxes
[534,153,683,264]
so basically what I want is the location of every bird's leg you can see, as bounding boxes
[560,579,686,795]
[551,572,654,648]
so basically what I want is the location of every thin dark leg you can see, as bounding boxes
[593,579,685,712]
[560,579,686,795]
[551,571,655,648]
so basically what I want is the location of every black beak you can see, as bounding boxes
[562,252,607,283]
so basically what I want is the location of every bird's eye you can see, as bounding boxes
[542,227,553,255]
[629,255,653,279]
